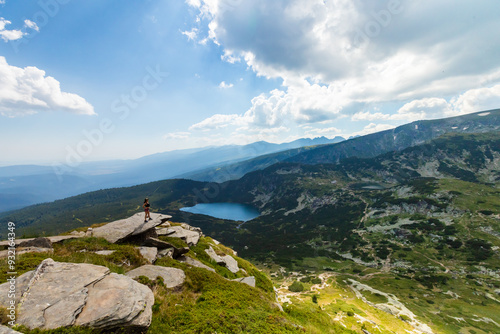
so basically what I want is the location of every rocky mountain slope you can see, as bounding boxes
[1,129,499,333]
[187,109,500,182]
[2,213,349,333]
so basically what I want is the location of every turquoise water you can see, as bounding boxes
[180,203,260,221]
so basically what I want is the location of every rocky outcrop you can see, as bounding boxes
[92,213,171,243]
[0,259,154,331]
[205,246,240,273]
[144,238,189,258]
[161,226,201,246]
[126,265,185,289]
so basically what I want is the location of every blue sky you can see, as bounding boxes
[1,0,500,166]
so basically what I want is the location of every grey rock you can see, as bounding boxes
[19,237,52,249]
[178,256,215,272]
[0,325,23,334]
[0,259,154,330]
[136,247,158,264]
[221,255,239,274]
[75,273,153,328]
[144,238,188,258]
[0,270,34,306]
[16,259,111,329]
[205,247,239,273]
[126,265,185,289]
[180,223,202,233]
[232,276,256,287]
[166,226,201,246]
[156,227,175,236]
[94,250,116,256]
[157,248,174,259]
[205,246,225,265]
[92,213,171,244]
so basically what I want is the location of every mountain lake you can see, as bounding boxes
[180,203,260,222]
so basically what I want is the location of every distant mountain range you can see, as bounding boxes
[0,136,344,212]
[184,109,500,182]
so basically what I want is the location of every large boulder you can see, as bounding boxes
[92,213,171,243]
[0,259,154,331]
[126,265,185,289]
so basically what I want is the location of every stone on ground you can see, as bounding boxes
[126,265,185,289]
[136,246,158,263]
[178,256,215,272]
[232,276,256,287]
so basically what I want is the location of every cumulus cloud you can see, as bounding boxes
[24,19,39,32]
[0,17,24,41]
[219,81,233,88]
[184,0,500,134]
[451,85,500,115]
[0,57,95,117]
[181,27,198,41]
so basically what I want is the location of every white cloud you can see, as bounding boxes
[0,17,24,41]
[451,85,500,115]
[24,19,39,32]
[164,131,191,140]
[189,113,241,130]
[181,27,198,41]
[184,0,500,135]
[218,81,233,89]
[0,56,95,117]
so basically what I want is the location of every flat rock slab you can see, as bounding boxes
[178,256,215,273]
[136,247,158,264]
[0,259,154,330]
[92,213,171,243]
[166,226,201,246]
[126,265,185,289]
[232,276,256,287]
[0,235,82,248]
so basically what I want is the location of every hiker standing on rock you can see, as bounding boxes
[143,198,152,222]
